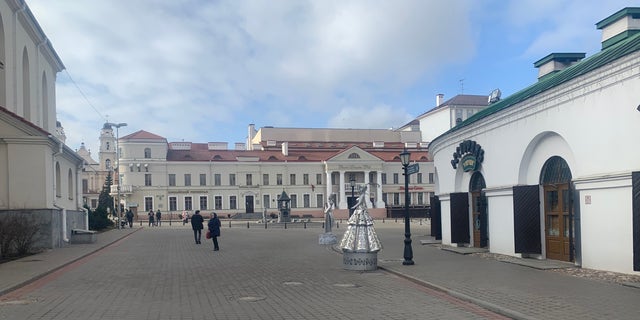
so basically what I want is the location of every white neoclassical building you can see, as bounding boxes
[430,7,640,274]
[0,0,86,248]
[112,125,433,221]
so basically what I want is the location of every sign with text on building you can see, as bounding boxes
[451,140,484,172]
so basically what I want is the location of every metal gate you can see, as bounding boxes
[450,193,470,244]
[430,195,441,240]
[513,185,541,254]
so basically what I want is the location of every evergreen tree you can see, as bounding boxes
[89,171,115,230]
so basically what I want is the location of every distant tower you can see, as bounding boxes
[99,123,117,171]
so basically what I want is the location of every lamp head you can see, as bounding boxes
[400,149,410,166]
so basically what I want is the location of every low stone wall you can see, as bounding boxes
[0,209,87,250]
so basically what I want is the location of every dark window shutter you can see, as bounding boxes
[513,185,541,254]
[430,195,442,240]
[633,172,640,271]
[450,193,470,244]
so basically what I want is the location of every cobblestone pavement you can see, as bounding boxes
[0,224,507,320]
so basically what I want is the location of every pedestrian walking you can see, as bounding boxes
[207,212,221,251]
[190,210,204,244]
[182,211,189,225]
[155,209,162,226]
[125,209,134,228]
[148,210,155,227]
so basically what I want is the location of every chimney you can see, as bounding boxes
[436,94,444,106]
[281,141,289,156]
[533,53,585,81]
[247,124,256,150]
[596,7,640,50]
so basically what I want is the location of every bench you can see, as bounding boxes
[71,229,97,244]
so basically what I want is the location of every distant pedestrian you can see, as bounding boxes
[182,211,189,225]
[148,210,155,227]
[207,212,222,251]
[156,209,162,227]
[125,209,134,228]
[190,210,204,244]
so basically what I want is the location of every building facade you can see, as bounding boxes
[430,8,640,274]
[0,0,86,249]
[114,126,433,220]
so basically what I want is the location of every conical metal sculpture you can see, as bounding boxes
[339,185,382,270]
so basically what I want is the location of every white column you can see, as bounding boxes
[376,171,385,208]
[339,171,346,209]
[364,171,372,208]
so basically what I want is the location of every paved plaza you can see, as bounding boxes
[0,220,639,319]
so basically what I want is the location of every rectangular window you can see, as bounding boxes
[82,179,88,193]
[200,196,208,210]
[417,173,423,184]
[316,194,323,208]
[303,194,310,208]
[263,174,269,186]
[184,196,193,211]
[303,174,309,185]
[215,196,223,210]
[144,196,153,211]
[246,174,253,186]
[429,173,434,184]
[381,173,387,185]
[169,196,177,211]
[290,194,297,208]
[393,173,399,184]
[169,174,176,186]
[277,174,283,185]
[316,174,322,185]
[417,192,424,205]
[214,174,221,186]
[184,174,191,186]
[145,174,152,186]
[382,193,387,205]
[230,196,237,210]
[263,194,270,209]
[393,193,400,206]
[229,174,236,186]
[200,174,206,186]
[290,174,296,185]
[91,199,98,209]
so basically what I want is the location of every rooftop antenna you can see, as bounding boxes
[459,79,464,94]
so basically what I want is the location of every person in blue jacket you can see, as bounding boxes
[207,212,221,251]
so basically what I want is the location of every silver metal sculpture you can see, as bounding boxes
[339,185,382,270]
[318,195,337,245]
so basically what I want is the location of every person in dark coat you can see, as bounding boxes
[207,212,222,251]
[148,210,155,227]
[190,210,204,244]
[125,209,134,228]
[155,209,162,227]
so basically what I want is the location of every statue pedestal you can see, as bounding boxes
[318,232,337,245]
[342,251,378,271]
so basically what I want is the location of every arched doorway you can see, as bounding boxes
[540,156,573,262]
[470,172,487,248]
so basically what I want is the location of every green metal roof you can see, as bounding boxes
[430,29,640,147]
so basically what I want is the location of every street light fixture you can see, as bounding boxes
[400,148,414,265]
[107,122,127,229]
[349,176,356,217]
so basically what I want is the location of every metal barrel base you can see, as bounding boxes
[342,251,378,271]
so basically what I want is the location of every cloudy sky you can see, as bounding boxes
[28,0,631,155]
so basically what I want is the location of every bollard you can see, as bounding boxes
[322,222,325,229]
[304,222,307,229]
[336,222,339,229]
[284,223,287,229]
[383,218,385,223]
[247,221,250,229]
[140,221,142,226]
[228,220,231,228]
[420,219,422,225]
[395,218,398,223]
[265,222,267,229]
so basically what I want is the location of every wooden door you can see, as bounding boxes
[544,183,571,261]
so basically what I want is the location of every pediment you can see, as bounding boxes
[327,146,382,162]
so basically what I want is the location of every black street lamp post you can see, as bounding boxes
[400,149,414,265]
[349,176,356,217]
[107,122,127,229]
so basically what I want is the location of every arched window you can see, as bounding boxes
[540,156,572,184]
[68,169,74,199]
[105,159,111,169]
[106,142,110,150]
[55,162,61,197]
[348,153,360,159]
[470,172,486,192]
[144,148,151,158]
[22,47,30,121]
